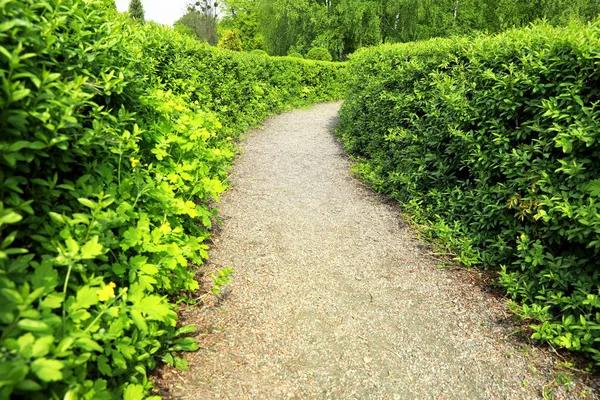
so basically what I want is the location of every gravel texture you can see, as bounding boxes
[165,102,597,399]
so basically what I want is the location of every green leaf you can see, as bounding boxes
[15,379,42,391]
[97,355,113,376]
[65,237,79,255]
[74,337,103,352]
[80,236,103,259]
[0,288,23,304]
[171,337,199,351]
[130,310,148,333]
[31,358,64,382]
[31,336,54,358]
[136,295,172,321]
[41,292,64,309]
[55,337,74,355]
[1,231,17,249]
[72,286,99,310]
[17,319,50,332]
[123,384,145,400]
[0,210,22,225]
[587,179,600,197]
[77,198,96,209]
[175,325,197,336]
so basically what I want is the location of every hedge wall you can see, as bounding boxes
[0,0,345,398]
[338,22,600,364]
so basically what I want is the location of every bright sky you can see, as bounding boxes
[115,0,189,26]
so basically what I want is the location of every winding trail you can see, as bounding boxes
[168,102,587,399]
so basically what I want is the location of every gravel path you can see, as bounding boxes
[168,102,594,399]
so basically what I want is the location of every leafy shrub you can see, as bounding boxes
[0,0,346,398]
[218,29,243,51]
[338,22,600,364]
[250,49,268,56]
[288,52,304,59]
[306,47,332,61]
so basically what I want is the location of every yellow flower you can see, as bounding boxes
[130,157,140,168]
[520,233,526,241]
[97,282,116,302]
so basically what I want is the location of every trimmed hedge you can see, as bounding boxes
[307,47,333,61]
[338,23,600,363]
[0,0,346,398]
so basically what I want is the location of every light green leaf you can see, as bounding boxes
[80,236,103,259]
[17,319,49,332]
[31,336,54,358]
[0,210,22,225]
[72,286,99,310]
[123,383,145,400]
[65,237,79,255]
[130,310,148,333]
[77,198,96,209]
[74,337,103,352]
[31,358,64,382]
[41,292,64,309]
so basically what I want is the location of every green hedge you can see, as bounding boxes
[307,47,333,61]
[338,22,600,363]
[0,0,345,398]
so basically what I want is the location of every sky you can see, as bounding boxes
[115,0,190,26]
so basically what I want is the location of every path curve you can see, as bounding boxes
[171,102,578,399]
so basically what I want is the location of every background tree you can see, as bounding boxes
[128,0,145,21]
[217,0,600,58]
[219,0,266,50]
[175,0,219,45]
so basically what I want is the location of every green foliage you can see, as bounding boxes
[338,22,600,364]
[218,29,243,51]
[250,49,268,56]
[219,0,265,51]
[211,267,233,295]
[175,6,218,45]
[306,47,332,61]
[0,0,346,398]
[221,0,600,58]
[288,52,304,59]
[128,0,144,21]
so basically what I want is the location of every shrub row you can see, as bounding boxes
[0,0,346,398]
[338,22,600,363]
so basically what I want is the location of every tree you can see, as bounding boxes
[176,1,219,45]
[220,0,600,58]
[219,0,266,50]
[128,0,145,21]
[218,29,243,50]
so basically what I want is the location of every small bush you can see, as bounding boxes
[218,29,243,51]
[288,52,304,59]
[250,49,268,56]
[306,47,332,61]
[338,23,600,364]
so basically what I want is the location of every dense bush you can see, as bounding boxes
[250,49,268,56]
[0,0,346,398]
[338,22,600,363]
[306,47,333,61]
[288,52,304,59]
[217,29,243,51]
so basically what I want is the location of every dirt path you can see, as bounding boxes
[165,102,594,399]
